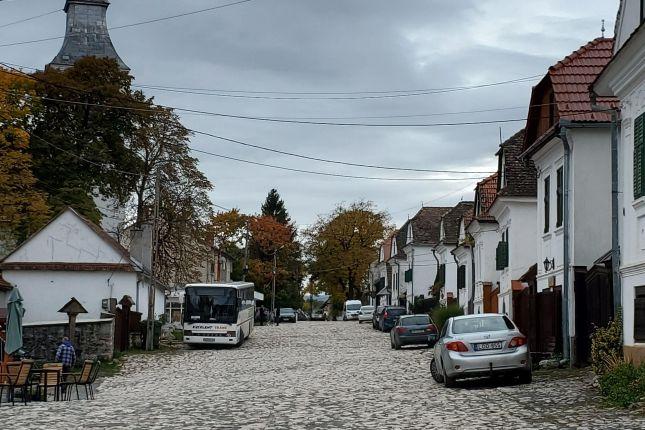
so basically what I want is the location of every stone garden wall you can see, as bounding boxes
[22,318,114,362]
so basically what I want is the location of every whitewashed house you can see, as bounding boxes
[489,129,538,319]
[452,211,474,313]
[435,202,474,306]
[523,38,618,364]
[388,228,408,307]
[467,174,500,314]
[371,231,396,307]
[0,207,165,324]
[398,207,452,310]
[593,0,645,364]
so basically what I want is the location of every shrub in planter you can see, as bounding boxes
[598,360,645,408]
[431,304,463,331]
[590,309,623,376]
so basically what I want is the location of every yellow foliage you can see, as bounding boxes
[0,68,50,244]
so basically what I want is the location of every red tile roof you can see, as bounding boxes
[548,38,618,122]
[475,173,498,220]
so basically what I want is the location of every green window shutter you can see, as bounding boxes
[496,241,509,270]
[404,269,413,283]
[457,265,466,289]
[635,113,645,199]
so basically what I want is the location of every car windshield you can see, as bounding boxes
[346,304,361,311]
[280,308,294,314]
[452,316,515,334]
[184,287,237,324]
[401,315,430,326]
[387,308,406,316]
[361,306,374,312]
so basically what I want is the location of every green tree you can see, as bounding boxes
[29,57,144,222]
[261,188,290,225]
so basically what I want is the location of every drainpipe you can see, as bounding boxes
[432,248,440,301]
[560,126,571,365]
[469,245,476,314]
[411,248,415,309]
[452,252,460,310]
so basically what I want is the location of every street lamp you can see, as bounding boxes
[543,257,555,272]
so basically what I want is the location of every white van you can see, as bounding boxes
[343,300,363,321]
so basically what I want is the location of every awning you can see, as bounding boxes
[376,287,391,296]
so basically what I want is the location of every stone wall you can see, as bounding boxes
[22,318,114,362]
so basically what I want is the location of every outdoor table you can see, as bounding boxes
[30,368,63,402]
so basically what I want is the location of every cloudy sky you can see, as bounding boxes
[0,0,618,229]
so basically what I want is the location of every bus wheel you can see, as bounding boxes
[237,331,245,347]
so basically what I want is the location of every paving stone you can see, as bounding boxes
[0,321,643,429]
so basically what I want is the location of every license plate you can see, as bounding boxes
[411,329,424,333]
[474,341,502,351]
[203,338,218,343]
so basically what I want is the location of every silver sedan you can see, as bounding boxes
[430,314,532,387]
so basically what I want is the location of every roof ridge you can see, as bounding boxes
[549,37,614,72]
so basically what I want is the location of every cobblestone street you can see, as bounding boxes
[1,321,643,429]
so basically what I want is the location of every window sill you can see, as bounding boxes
[554,226,564,236]
[633,197,645,210]
[542,232,552,240]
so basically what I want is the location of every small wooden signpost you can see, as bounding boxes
[58,297,88,339]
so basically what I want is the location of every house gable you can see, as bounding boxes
[2,208,130,265]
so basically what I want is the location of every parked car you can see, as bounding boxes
[379,306,406,331]
[390,314,438,349]
[430,314,532,387]
[311,309,327,321]
[342,300,363,321]
[279,308,297,323]
[372,306,384,329]
[357,305,375,324]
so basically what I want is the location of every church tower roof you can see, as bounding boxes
[48,0,129,71]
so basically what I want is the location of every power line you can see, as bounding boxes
[133,75,541,100]
[0,8,61,29]
[0,0,256,48]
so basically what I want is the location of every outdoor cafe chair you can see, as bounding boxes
[0,359,34,406]
[63,359,100,400]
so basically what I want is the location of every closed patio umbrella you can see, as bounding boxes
[5,288,25,356]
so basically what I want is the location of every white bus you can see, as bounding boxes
[182,282,255,346]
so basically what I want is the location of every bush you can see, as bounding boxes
[411,295,436,314]
[599,360,645,408]
[590,309,623,376]
[431,304,463,330]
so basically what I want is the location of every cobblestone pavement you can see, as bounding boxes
[1,321,643,429]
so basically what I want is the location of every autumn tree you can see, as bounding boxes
[127,105,214,287]
[305,201,391,300]
[207,209,248,281]
[0,68,50,254]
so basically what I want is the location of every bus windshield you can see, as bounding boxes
[184,287,237,324]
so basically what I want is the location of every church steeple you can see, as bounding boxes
[48,0,129,71]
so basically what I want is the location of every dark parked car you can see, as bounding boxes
[372,306,384,329]
[390,314,438,349]
[279,308,297,323]
[379,306,407,331]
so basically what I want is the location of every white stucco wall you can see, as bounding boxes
[4,210,125,265]
[615,0,642,50]
[469,221,500,314]
[532,127,612,338]
[489,198,537,319]
[611,61,645,348]
[403,245,438,305]
[435,244,457,305]
[452,245,472,313]
[2,270,164,324]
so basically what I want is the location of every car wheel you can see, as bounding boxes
[430,358,444,383]
[519,370,532,384]
[443,367,456,388]
[358,320,362,324]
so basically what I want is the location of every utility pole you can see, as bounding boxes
[242,221,249,281]
[146,174,160,351]
[271,251,277,317]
